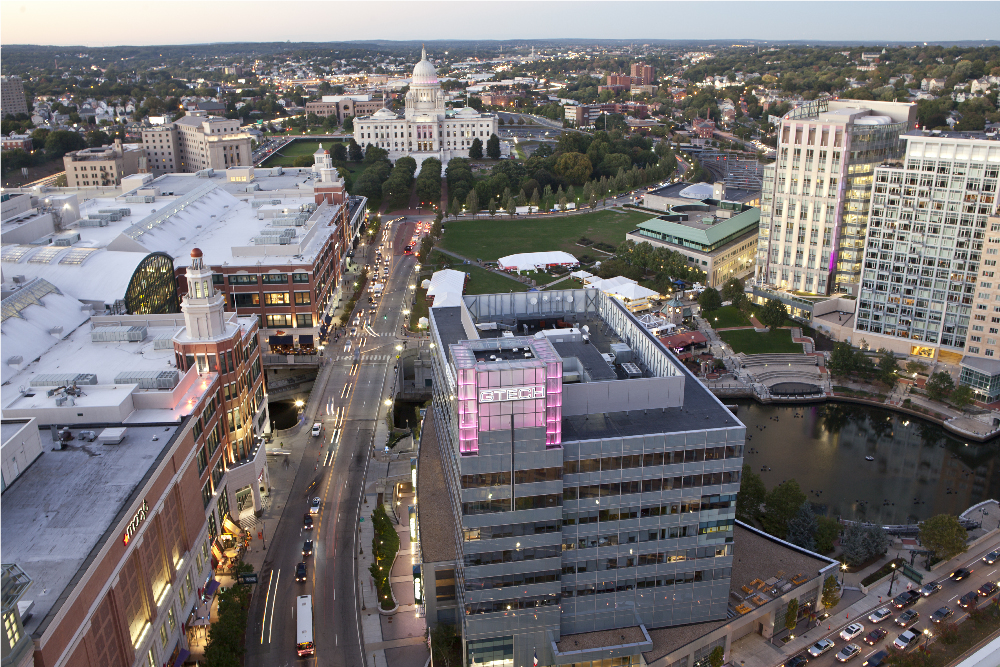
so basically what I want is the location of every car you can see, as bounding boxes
[984,551,1000,565]
[312,422,322,437]
[958,591,979,608]
[920,581,943,597]
[309,496,321,515]
[868,608,893,624]
[893,630,919,651]
[807,639,836,658]
[783,655,809,667]
[840,623,865,641]
[950,568,973,581]
[302,540,313,556]
[862,650,889,667]
[895,610,919,627]
[978,581,999,598]
[930,606,953,623]
[295,562,307,582]
[892,590,920,608]
[864,628,888,645]
[303,514,314,530]
[835,644,861,663]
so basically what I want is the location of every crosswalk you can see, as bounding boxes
[334,354,394,363]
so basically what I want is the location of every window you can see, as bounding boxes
[295,313,313,327]
[159,624,168,648]
[294,291,311,305]
[167,607,176,631]
[266,314,293,328]
[231,293,259,308]
[228,274,257,285]
[4,611,21,651]
[292,273,310,283]
[264,292,289,305]
[261,273,288,284]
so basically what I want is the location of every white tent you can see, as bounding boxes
[497,251,579,273]
[426,269,466,301]
[570,270,594,281]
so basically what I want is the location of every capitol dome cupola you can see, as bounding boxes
[411,46,438,86]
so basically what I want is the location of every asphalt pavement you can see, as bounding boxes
[244,218,420,667]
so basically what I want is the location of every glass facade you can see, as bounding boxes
[124,252,181,314]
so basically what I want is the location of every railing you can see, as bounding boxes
[263,354,322,365]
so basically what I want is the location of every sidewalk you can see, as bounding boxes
[729,529,1000,667]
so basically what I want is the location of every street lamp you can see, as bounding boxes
[923,628,932,649]
[888,561,898,597]
[840,562,848,587]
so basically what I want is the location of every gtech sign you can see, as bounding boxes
[478,385,545,403]
[123,499,149,546]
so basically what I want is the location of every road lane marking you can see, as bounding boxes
[260,569,275,644]
[267,568,280,644]
[990,569,997,577]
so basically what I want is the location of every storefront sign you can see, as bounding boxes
[123,499,149,546]
[478,385,544,403]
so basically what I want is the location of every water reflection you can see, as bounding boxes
[734,400,1000,525]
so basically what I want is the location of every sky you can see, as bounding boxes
[2,1,999,47]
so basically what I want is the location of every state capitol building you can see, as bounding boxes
[353,47,498,171]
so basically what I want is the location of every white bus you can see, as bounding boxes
[296,595,315,656]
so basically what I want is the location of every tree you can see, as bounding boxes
[876,348,900,386]
[950,385,974,410]
[862,524,889,562]
[293,154,313,167]
[708,646,725,667]
[554,152,593,186]
[762,480,807,539]
[840,523,870,567]
[85,130,111,148]
[486,133,501,159]
[815,516,841,554]
[488,198,497,217]
[449,197,461,218]
[822,575,841,609]
[787,501,818,551]
[465,189,479,215]
[784,598,799,631]
[348,139,363,161]
[430,622,459,667]
[342,115,354,132]
[44,130,86,158]
[925,371,955,402]
[697,287,722,314]
[759,298,788,330]
[331,142,348,161]
[469,137,483,159]
[720,276,745,303]
[736,464,766,525]
[919,514,968,561]
[828,343,857,377]
[905,360,928,375]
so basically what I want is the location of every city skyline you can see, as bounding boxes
[2,1,1000,48]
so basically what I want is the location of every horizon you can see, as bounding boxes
[2,1,999,48]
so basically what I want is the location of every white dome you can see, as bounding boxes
[456,106,479,117]
[679,183,714,199]
[412,47,438,85]
[372,107,397,120]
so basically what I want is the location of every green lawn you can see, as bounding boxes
[440,208,652,262]
[259,139,348,167]
[718,328,803,354]
[545,277,583,290]
[409,287,429,331]
[428,251,528,295]
[706,305,751,329]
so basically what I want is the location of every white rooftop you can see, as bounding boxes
[497,251,579,273]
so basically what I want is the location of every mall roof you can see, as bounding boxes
[634,203,760,248]
[0,248,151,307]
[0,422,183,640]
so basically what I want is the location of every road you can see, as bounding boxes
[245,217,422,667]
[789,539,1000,667]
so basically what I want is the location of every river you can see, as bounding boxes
[733,400,1000,525]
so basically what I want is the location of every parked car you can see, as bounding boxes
[892,590,920,608]
[930,606,953,623]
[983,551,1000,565]
[868,608,892,624]
[835,645,861,663]
[309,496,321,515]
[864,628,888,645]
[862,650,889,667]
[295,562,307,582]
[920,581,943,597]
[893,630,920,651]
[978,581,999,598]
[303,514,314,530]
[950,568,973,581]
[959,591,979,609]
[840,623,865,641]
[302,540,313,556]
[312,422,322,437]
[783,655,809,667]
[895,610,919,627]
[807,639,836,658]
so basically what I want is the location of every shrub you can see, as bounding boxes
[369,503,401,610]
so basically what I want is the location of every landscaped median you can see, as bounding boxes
[369,503,400,611]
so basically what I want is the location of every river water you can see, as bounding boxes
[732,400,1000,525]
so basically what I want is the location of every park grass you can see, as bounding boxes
[718,328,803,354]
[439,208,652,262]
[428,251,528,295]
[408,287,429,331]
[545,278,583,290]
[259,139,350,167]
[706,305,751,329]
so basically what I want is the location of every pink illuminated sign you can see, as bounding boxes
[478,385,545,403]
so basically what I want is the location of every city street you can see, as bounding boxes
[244,218,421,667]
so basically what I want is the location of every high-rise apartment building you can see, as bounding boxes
[960,212,1000,402]
[418,288,745,667]
[63,139,143,188]
[854,131,1000,364]
[1,75,30,117]
[756,100,915,296]
[141,111,252,175]
[630,63,655,86]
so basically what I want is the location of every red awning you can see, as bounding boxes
[660,331,708,348]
